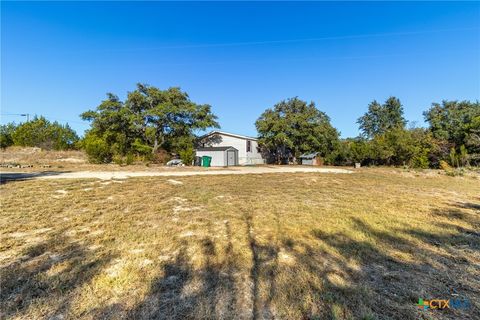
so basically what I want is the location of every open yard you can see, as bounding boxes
[1,169,479,319]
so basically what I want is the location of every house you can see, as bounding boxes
[299,152,323,165]
[196,131,264,166]
[196,146,239,167]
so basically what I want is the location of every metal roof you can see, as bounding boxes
[299,152,320,159]
[201,130,258,141]
[196,146,238,152]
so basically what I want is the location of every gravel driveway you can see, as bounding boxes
[1,166,352,181]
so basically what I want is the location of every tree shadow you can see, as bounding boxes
[0,171,71,184]
[0,232,115,319]
[126,213,280,320]
[128,234,241,319]
[430,206,479,228]
[299,212,479,319]
[106,202,478,319]
[198,133,223,147]
[454,201,480,211]
[244,211,279,320]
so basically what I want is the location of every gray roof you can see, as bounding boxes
[299,152,320,159]
[201,130,258,141]
[196,146,238,152]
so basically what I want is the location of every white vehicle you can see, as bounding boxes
[166,159,183,166]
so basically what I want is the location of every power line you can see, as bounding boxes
[74,26,479,52]
[1,113,30,121]
[0,113,85,125]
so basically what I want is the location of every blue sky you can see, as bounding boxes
[2,1,479,138]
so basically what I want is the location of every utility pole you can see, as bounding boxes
[20,114,30,122]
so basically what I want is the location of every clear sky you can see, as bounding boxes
[2,1,479,138]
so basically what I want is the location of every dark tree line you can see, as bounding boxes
[1,83,478,168]
[0,116,78,150]
[256,97,479,168]
[337,99,478,167]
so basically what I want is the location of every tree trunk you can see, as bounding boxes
[152,136,159,154]
[152,133,165,154]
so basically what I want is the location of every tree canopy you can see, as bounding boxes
[81,84,219,163]
[0,123,17,149]
[327,98,480,168]
[424,100,479,146]
[6,116,78,150]
[255,97,339,163]
[357,97,407,138]
[423,100,480,165]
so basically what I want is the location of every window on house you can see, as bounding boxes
[246,140,251,152]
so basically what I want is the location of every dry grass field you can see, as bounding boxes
[1,169,479,319]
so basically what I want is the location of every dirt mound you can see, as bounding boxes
[0,147,86,165]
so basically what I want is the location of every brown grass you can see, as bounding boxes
[1,169,479,319]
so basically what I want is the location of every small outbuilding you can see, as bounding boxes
[299,152,323,166]
[195,146,239,167]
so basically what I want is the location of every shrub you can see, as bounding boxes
[113,154,124,165]
[330,129,434,168]
[178,147,195,166]
[125,153,135,165]
[83,134,112,164]
[449,148,459,167]
[151,149,171,164]
[439,160,464,176]
[112,153,135,166]
[411,154,430,169]
[459,145,469,167]
[427,139,452,168]
[439,160,452,172]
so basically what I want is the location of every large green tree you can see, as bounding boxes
[11,116,78,150]
[255,97,339,163]
[81,93,139,159]
[126,84,219,154]
[424,101,479,147]
[81,84,219,163]
[357,97,407,138]
[0,123,17,149]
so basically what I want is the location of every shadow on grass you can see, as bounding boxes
[0,232,115,319]
[455,201,480,211]
[124,202,479,319]
[430,202,480,228]
[9,201,477,319]
[0,171,71,184]
[128,237,240,320]
[245,211,279,320]
[125,213,281,320]
[303,213,478,319]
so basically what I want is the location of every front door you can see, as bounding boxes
[227,150,236,166]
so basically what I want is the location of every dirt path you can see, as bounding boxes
[1,166,352,181]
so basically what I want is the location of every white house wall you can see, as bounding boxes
[196,150,226,167]
[203,134,264,165]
